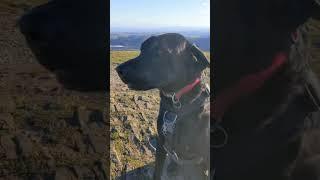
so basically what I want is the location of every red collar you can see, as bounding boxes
[162,77,202,101]
[176,78,201,100]
[213,52,288,122]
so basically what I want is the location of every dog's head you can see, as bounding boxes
[116,33,209,91]
[19,0,107,91]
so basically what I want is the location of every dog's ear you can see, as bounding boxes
[191,44,210,69]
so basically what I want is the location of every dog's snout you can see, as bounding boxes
[116,64,129,80]
[19,15,35,36]
[19,12,53,43]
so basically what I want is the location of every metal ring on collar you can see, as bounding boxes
[171,93,182,109]
[211,124,228,149]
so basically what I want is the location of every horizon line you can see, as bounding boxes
[111,26,210,29]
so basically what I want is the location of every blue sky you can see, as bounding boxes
[110,0,210,29]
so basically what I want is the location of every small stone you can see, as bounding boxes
[0,113,15,130]
[88,133,107,154]
[0,135,17,159]
[88,110,105,129]
[14,134,33,157]
[92,161,107,180]
[137,96,143,101]
[111,127,117,133]
[71,107,88,130]
[0,94,15,113]
[146,127,152,134]
[121,115,128,122]
[72,166,95,179]
[74,134,86,153]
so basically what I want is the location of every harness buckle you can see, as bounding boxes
[162,111,178,136]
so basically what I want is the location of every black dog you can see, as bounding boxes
[213,0,320,179]
[116,33,210,179]
[19,0,107,91]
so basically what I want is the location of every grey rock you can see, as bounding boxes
[72,108,105,132]
[88,133,107,154]
[121,115,128,122]
[88,110,105,128]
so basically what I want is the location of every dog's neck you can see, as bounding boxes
[160,77,205,110]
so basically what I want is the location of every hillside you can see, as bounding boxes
[0,1,108,179]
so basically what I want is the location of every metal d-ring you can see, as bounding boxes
[171,93,181,109]
[211,124,228,149]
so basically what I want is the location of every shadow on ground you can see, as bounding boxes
[116,162,155,180]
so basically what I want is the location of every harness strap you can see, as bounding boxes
[163,146,204,165]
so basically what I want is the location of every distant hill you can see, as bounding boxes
[110,31,210,51]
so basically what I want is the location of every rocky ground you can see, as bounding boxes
[0,2,108,179]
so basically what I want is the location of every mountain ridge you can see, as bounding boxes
[110,31,210,51]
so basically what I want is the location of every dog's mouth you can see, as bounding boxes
[116,64,156,91]
[54,69,81,89]
[53,69,105,91]
[126,82,153,91]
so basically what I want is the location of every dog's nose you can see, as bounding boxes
[116,65,127,77]
[115,64,130,83]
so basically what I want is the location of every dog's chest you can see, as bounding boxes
[164,110,210,157]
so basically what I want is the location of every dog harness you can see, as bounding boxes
[160,78,210,179]
[161,78,209,135]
